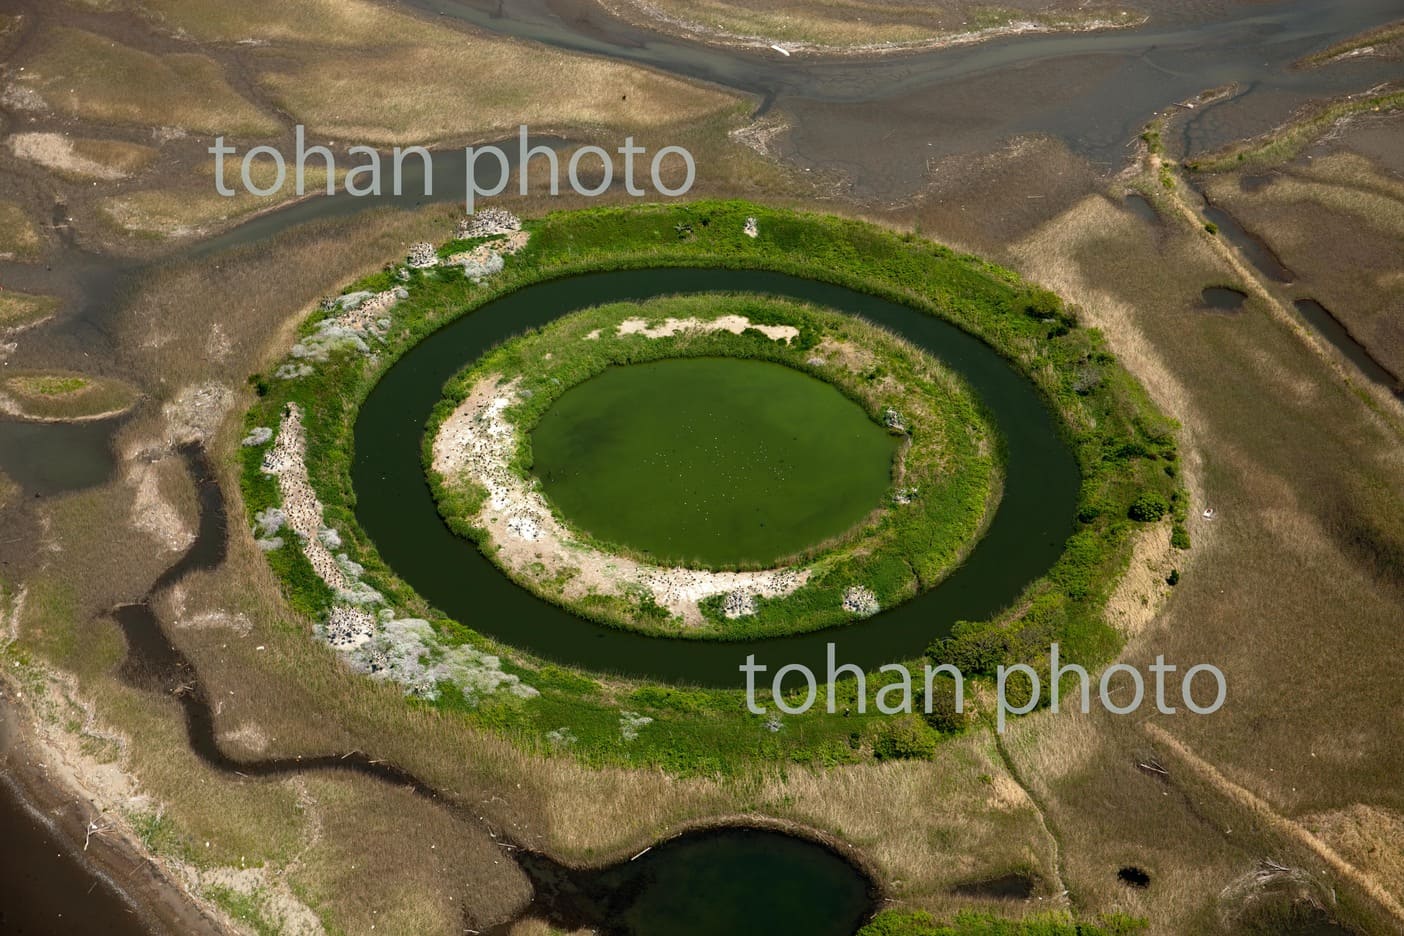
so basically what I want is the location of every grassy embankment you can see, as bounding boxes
[1296,19,1404,68]
[241,200,1182,773]
[1184,86,1404,174]
[426,294,999,639]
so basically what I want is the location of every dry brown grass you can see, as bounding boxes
[9,132,158,181]
[0,200,42,259]
[1199,143,1404,377]
[134,0,740,145]
[13,27,279,136]
[969,152,1404,933]
[258,47,734,149]
[288,771,531,933]
[100,158,341,239]
[0,290,58,331]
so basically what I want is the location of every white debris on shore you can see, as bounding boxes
[445,228,531,283]
[614,314,798,343]
[842,585,880,618]
[619,711,654,741]
[276,287,409,380]
[241,426,273,447]
[744,216,759,238]
[406,242,439,269]
[432,375,811,626]
[456,208,521,239]
[260,404,534,702]
[722,589,758,619]
[347,616,536,702]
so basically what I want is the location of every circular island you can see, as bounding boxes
[427,294,998,637]
[240,201,1183,770]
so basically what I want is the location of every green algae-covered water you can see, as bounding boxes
[530,357,897,568]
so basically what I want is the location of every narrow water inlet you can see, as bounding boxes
[1293,299,1404,399]
[1201,203,1294,284]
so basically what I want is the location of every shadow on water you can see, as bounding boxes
[0,417,124,496]
[1124,194,1160,225]
[107,444,878,935]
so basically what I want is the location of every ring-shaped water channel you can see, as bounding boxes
[352,267,1079,686]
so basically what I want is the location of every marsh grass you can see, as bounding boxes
[9,132,157,182]
[605,0,1138,50]
[0,290,59,331]
[1296,19,1404,68]
[231,0,736,147]
[16,26,279,136]
[1186,87,1404,174]
[1197,148,1404,377]
[100,158,343,239]
[996,163,1404,934]
[0,200,42,259]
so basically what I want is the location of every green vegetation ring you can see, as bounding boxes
[239,201,1184,771]
[426,295,999,639]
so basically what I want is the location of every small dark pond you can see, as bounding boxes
[1201,286,1248,311]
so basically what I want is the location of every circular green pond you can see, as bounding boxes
[530,357,898,568]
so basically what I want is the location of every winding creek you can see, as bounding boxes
[110,444,880,935]
[5,0,1404,930]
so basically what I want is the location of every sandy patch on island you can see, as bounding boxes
[432,374,809,626]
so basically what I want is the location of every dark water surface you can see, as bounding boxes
[532,357,898,567]
[0,418,122,497]
[513,827,874,935]
[1201,286,1248,311]
[353,268,1080,685]
[0,775,154,936]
